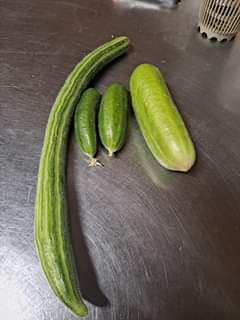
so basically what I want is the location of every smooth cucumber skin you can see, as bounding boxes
[130,64,196,172]
[34,37,129,317]
[98,83,128,156]
[74,88,100,159]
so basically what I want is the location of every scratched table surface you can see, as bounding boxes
[1,0,240,319]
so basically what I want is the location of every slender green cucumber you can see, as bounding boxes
[34,36,129,317]
[130,63,196,172]
[98,83,128,156]
[74,88,101,167]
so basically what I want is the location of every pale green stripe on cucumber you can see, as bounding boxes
[98,83,129,157]
[130,63,196,172]
[74,88,101,167]
[34,36,129,317]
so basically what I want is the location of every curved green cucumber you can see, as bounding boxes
[98,83,128,156]
[130,63,196,172]
[74,88,101,166]
[34,36,129,317]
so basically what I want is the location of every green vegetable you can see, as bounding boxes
[98,83,128,156]
[130,63,196,172]
[34,36,129,317]
[74,88,101,167]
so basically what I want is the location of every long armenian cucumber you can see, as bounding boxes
[74,88,101,167]
[34,36,129,317]
[130,63,196,172]
[98,83,128,156]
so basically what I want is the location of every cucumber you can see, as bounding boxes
[98,83,128,156]
[130,64,196,172]
[74,88,101,167]
[34,36,129,317]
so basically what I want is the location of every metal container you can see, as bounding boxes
[199,0,240,41]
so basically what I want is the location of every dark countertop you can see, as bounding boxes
[1,0,240,319]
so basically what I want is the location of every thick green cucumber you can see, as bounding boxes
[74,88,101,166]
[34,36,129,317]
[130,64,196,172]
[98,83,128,156]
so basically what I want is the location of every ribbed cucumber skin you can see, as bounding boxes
[130,64,196,172]
[74,88,100,161]
[98,83,128,156]
[34,37,129,317]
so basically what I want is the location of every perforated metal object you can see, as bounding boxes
[199,0,240,41]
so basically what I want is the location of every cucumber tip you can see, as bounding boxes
[88,158,103,167]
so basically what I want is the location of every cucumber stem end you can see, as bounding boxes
[88,158,103,167]
[108,150,114,157]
